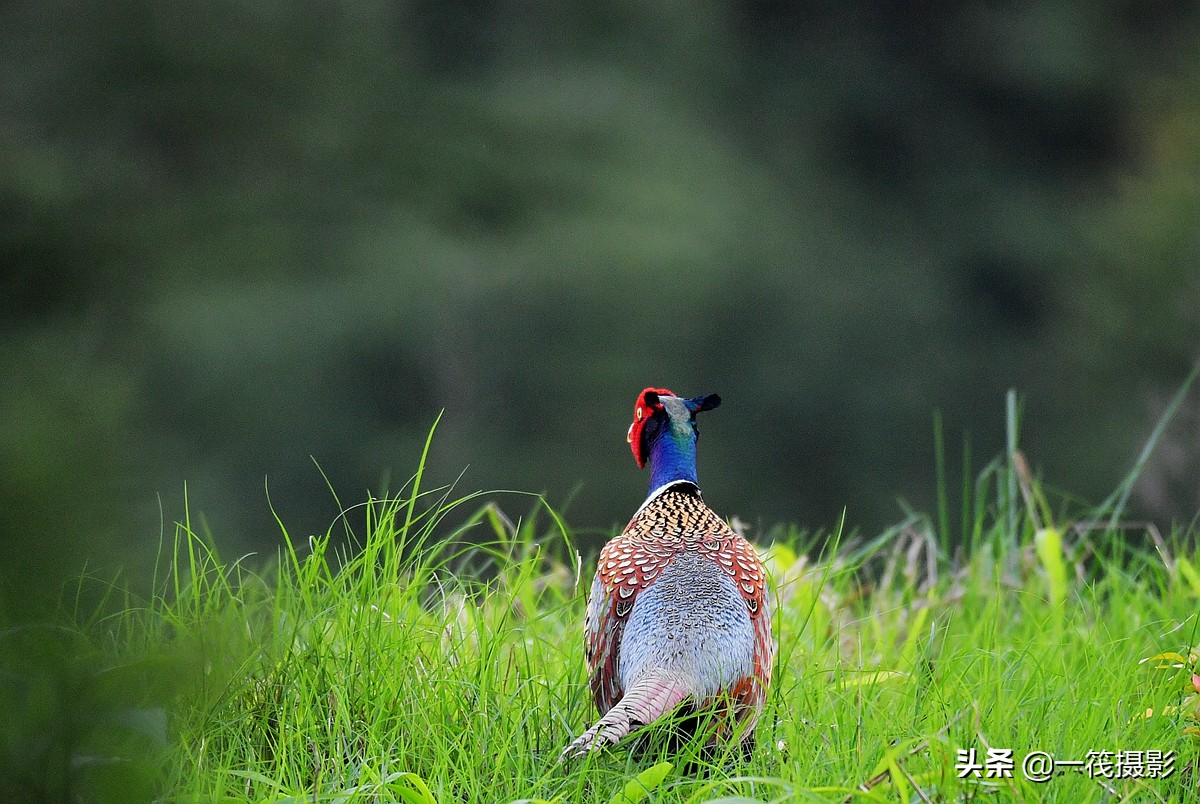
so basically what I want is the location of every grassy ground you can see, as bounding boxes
[5,412,1200,802]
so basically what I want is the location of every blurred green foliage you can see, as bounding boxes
[3,0,1200,613]
[0,621,173,801]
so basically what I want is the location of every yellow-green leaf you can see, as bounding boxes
[609,762,673,804]
[1034,527,1067,609]
[1141,651,1190,668]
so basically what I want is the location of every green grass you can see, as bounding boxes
[6,408,1200,802]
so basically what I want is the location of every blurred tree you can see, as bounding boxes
[2,0,1198,613]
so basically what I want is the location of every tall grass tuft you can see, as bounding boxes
[7,380,1200,801]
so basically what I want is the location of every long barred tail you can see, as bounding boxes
[560,671,690,759]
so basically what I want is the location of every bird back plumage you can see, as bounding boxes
[563,481,774,758]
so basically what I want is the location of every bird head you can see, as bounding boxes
[626,387,721,469]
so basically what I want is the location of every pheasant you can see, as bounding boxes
[561,387,774,758]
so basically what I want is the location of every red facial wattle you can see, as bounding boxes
[627,387,674,468]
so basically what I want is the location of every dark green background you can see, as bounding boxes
[4,0,1199,613]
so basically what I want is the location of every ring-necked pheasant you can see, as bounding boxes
[561,388,774,758]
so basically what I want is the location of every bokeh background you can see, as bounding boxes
[3,1,1200,615]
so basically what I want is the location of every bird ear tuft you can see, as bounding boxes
[693,393,721,413]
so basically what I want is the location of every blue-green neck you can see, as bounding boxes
[647,428,699,493]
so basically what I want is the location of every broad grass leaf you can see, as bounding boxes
[608,761,673,804]
[1176,557,1200,597]
[391,772,439,804]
